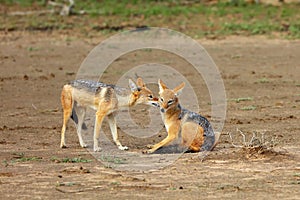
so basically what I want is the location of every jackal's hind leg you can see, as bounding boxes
[107,114,128,150]
[60,85,73,148]
[181,123,204,152]
[61,108,71,148]
[75,106,87,148]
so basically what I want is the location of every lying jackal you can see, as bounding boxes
[145,79,220,154]
[60,78,157,152]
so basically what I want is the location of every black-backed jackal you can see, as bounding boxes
[60,78,157,152]
[145,79,220,154]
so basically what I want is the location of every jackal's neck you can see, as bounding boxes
[116,93,132,107]
[164,104,182,119]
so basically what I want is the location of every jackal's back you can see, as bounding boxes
[69,80,127,95]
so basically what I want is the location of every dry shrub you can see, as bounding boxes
[228,129,282,159]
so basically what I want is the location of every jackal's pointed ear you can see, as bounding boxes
[136,77,145,88]
[129,79,138,92]
[158,79,168,94]
[173,82,185,96]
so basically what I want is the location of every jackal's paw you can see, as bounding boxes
[146,144,153,149]
[118,145,129,151]
[142,149,154,154]
[93,147,102,152]
[80,143,88,148]
[60,144,67,148]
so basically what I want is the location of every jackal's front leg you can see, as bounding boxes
[107,114,128,151]
[144,125,179,154]
[93,110,107,152]
[144,135,177,154]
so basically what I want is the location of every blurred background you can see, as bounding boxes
[1,0,300,39]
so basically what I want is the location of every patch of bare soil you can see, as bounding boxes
[0,31,300,199]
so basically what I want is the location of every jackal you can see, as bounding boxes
[60,78,157,152]
[145,79,220,154]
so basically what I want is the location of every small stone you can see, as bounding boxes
[23,75,29,80]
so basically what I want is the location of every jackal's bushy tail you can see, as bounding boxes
[201,131,220,151]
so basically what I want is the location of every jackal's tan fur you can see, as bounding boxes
[145,79,220,154]
[60,78,156,152]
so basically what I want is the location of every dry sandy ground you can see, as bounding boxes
[0,31,300,199]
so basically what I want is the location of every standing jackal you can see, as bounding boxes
[145,79,220,154]
[60,78,157,152]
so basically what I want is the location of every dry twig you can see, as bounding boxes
[228,128,278,149]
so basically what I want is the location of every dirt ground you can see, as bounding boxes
[1,30,300,199]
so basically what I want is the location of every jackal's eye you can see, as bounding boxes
[160,97,164,102]
[148,94,153,99]
[167,99,174,105]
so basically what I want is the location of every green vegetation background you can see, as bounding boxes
[1,0,300,39]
